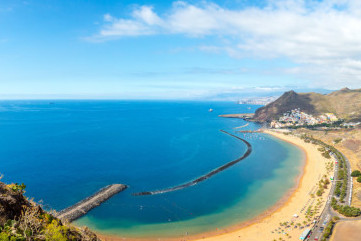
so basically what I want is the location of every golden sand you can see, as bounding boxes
[194,130,332,241]
[99,130,332,241]
[296,128,361,208]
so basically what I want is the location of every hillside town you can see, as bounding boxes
[270,108,340,128]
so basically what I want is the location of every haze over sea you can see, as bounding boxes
[0,101,304,238]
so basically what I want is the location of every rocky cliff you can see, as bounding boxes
[0,181,100,240]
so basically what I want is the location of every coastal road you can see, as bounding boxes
[307,151,353,240]
[342,153,353,206]
[307,156,338,241]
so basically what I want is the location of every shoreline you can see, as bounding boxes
[97,130,329,241]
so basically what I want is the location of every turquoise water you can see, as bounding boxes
[0,101,304,238]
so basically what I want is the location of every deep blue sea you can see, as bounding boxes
[0,101,304,238]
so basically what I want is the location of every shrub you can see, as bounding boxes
[357,176,361,183]
[337,205,361,217]
[322,151,331,159]
[335,182,342,196]
[322,220,335,240]
[316,189,323,196]
[7,183,26,194]
[334,138,342,144]
[338,170,345,180]
[352,170,361,177]
[43,220,68,241]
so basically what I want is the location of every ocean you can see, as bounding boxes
[0,100,304,238]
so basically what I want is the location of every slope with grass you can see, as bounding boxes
[253,88,361,122]
[0,181,99,241]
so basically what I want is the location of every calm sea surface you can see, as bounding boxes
[0,101,304,238]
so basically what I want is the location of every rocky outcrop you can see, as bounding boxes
[0,181,100,240]
[0,182,29,227]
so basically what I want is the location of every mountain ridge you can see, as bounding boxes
[253,88,361,122]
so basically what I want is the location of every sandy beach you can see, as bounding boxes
[195,130,332,241]
[99,130,333,241]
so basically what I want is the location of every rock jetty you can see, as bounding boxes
[57,184,127,222]
[133,130,252,196]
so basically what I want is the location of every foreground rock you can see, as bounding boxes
[0,181,100,241]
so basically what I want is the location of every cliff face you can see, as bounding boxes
[253,88,361,122]
[0,182,100,240]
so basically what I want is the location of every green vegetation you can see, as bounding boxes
[331,198,361,217]
[301,135,347,184]
[316,177,330,197]
[334,138,342,144]
[0,206,71,241]
[0,181,98,241]
[322,151,331,159]
[7,183,26,194]
[317,146,332,159]
[43,220,70,241]
[299,134,361,216]
[320,220,335,241]
[288,121,345,130]
[351,170,361,177]
[357,176,361,183]
[0,220,25,241]
[334,182,341,196]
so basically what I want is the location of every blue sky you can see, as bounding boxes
[1,0,361,99]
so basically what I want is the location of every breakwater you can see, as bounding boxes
[132,130,252,196]
[219,113,255,120]
[57,184,127,222]
[236,130,262,133]
[234,123,249,129]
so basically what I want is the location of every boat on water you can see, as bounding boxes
[209,108,213,112]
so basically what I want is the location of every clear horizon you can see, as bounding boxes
[1,0,361,99]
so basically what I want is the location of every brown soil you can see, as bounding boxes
[331,220,361,241]
[343,139,361,152]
